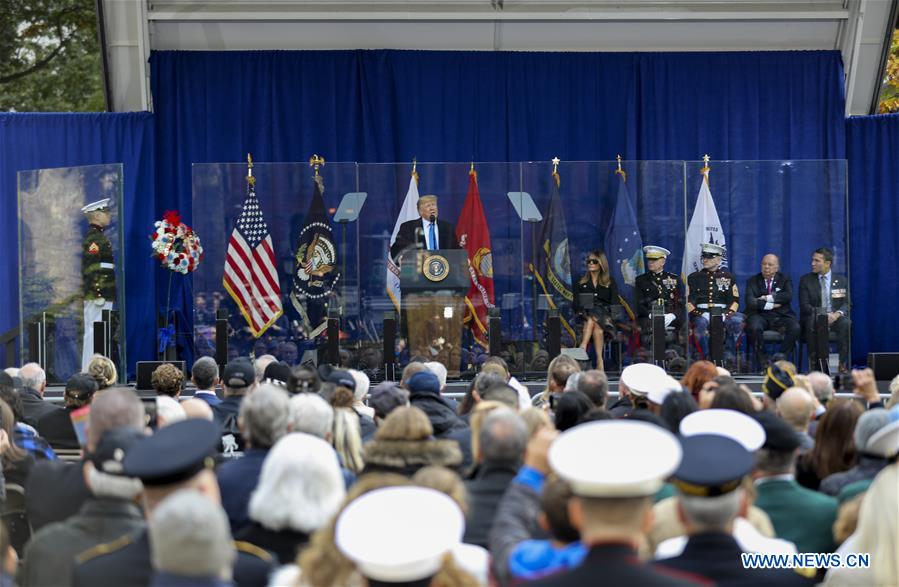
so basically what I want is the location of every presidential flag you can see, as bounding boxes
[456,168,495,347]
[682,163,726,280]
[530,168,576,344]
[604,168,644,319]
[223,174,283,338]
[289,174,339,338]
[386,171,421,311]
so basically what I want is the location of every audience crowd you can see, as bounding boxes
[0,353,895,586]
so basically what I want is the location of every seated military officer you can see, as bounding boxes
[687,243,744,363]
[635,246,684,344]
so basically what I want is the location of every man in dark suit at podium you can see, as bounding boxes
[390,195,459,261]
[744,254,800,364]
[799,247,850,372]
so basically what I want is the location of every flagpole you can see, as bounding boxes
[701,154,711,182]
[412,157,418,183]
[616,154,626,182]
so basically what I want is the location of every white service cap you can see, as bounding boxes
[620,363,668,397]
[679,409,766,452]
[335,487,464,583]
[648,376,683,406]
[549,421,682,498]
[81,198,111,214]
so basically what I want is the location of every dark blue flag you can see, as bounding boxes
[604,169,644,320]
[530,169,576,344]
[289,174,340,338]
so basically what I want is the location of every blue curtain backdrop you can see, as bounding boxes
[150,49,850,364]
[3,49,870,372]
[847,113,899,360]
[0,113,157,375]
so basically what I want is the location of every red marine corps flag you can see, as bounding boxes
[455,165,495,347]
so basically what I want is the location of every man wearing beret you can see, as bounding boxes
[656,434,811,585]
[752,412,838,554]
[687,243,743,363]
[73,420,273,587]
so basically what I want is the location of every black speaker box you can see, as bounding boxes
[868,353,899,381]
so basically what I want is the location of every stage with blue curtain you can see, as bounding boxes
[0,49,896,373]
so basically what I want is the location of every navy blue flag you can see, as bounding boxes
[530,169,576,344]
[604,169,644,320]
[289,174,340,338]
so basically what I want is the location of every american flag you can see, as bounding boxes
[223,181,283,337]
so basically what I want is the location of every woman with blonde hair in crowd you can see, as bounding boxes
[330,388,365,475]
[825,464,898,586]
[86,354,117,390]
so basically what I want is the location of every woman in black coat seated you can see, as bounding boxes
[574,250,619,371]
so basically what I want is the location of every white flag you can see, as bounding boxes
[386,174,421,310]
[682,169,727,281]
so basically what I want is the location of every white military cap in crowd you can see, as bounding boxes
[700,242,726,256]
[643,246,671,260]
[866,406,899,459]
[679,409,766,452]
[81,198,111,214]
[620,363,668,397]
[549,421,682,498]
[648,376,683,406]
[335,487,464,583]
[424,361,448,390]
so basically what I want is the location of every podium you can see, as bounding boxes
[400,249,469,378]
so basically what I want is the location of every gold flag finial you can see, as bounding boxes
[309,154,325,177]
[700,154,711,178]
[246,153,255,187]
[411,157,419,182]
[551,157,560,174]
[615,154,626,181]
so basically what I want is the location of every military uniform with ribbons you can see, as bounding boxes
[686,243,744,360]
[636,247,684,340]
[81,199,116,369]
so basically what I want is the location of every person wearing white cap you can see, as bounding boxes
[80,198,116,370]
[608,363,667,418]
[335,486,474,586]
[527,421,698,586]
[646,376,684,414]
[635,246,683,346]
[686,242,743,364]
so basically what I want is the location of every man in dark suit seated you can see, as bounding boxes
[389,194,459,262]
[744,254,801,366]
[798,247,850,372]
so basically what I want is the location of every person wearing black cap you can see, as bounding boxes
[25,387,144,533]
[23,426,146,587]
[211,358,257,455]
[37,372,98,449]
[752,412,838,554]
[72,419,274,587]
[655,434,811,586]
[761,364,796,409]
